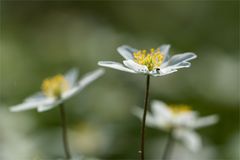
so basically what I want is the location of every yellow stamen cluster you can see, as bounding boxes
[133,48,164,71]
[41,74,69,98]
[169,105,191,115]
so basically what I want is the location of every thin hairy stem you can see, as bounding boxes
[59,103,71,159]
[139,75,151,160]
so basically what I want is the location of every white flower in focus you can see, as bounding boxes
[133,100,218,152]
[10,68,104,112]
[98,45,197,76]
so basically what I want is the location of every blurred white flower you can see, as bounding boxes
[10,68,104,112]
[98,45,196,76]
[133,100,218,152]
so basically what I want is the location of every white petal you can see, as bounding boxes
[117,45,137,60]
[98,61,136,73]
[160,69,178,75]
[166,52,197,67]
[10,98,55,112]
[165,61,191,70]
[132,107,157,127]
[37,100,62,112]
[150,69,178,77]
[62,85,81,100]
[158,44,171,63]
[78,68,104,89]
[37,70,104,111]
[64,68,79,87]
[10,102,39,112]
[174,129,202,152]
[191,115,219,129]
[174,112,198,127]
[161,62,191,74]
[159,52,196,74]
[24,92,46,102]
[62,69,104,100]
[123,60,148,73]
[151,100,172,120]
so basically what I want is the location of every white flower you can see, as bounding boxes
[133,100,218,152]
[98,45,197,76]
[10,68,105,112]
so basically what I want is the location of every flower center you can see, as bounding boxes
[133,48,164,71]
[169,105,191,115]
[41,74,69,98]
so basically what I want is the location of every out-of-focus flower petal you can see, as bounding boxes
[132,106,171,129]
[117,45,137,60]
[191,115,219,129]
[77,68,104,88]
[174,112,198,127]
[62,68,105,100]
[174,129,202,152]
[24,92,46,102]
[64,68,79,87]
[10,98,55,112]
[37,100,62,112]
[98,61,136,73]
[10,102,39,112]
[62,85,81,100]
[151,100,172,120]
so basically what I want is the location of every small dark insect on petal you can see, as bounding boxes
[156,68,161,73]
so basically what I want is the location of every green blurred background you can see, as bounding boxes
[0,1,239,160]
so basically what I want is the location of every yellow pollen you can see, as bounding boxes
[41,74,69,98]
[133,48,164,71]
[169,105,191,115]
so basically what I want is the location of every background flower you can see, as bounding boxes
[133,100,218,152]
[9,68,104,112]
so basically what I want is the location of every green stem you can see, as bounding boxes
[59,103,71,159]
[162,130,174,160]
[139,75,151,160]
